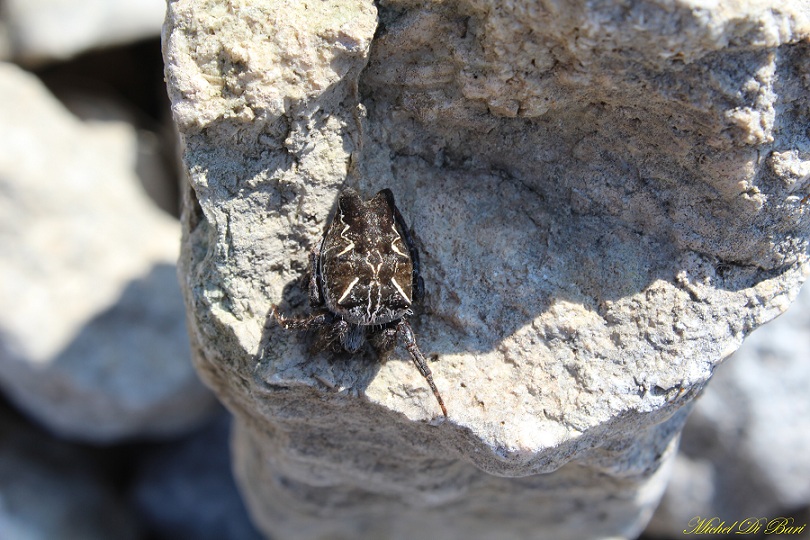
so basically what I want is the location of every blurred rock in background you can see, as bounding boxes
[34,38,181,216]
[0,398,141,540]
[0,2,259,538]
[132,410,264,540]
[0,0,166,64]
[0,61,215,443]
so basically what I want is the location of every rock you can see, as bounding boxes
[0,402,141,540]
[1,0,166,64]
[0,62,216,442]
[132,410,263,540]
[33,39,182,216]
[645,281,810,536]
[163,0,810,538]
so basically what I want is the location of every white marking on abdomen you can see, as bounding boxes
[335,241,355,256]
[390,277,411,304]
[391,224,408,257]
[337,277,360,304]
[333,219,354,256]
[365,251,383,277]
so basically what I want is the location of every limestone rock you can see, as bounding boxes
[0,0,166,63]
[164,0,810,538]
[645,280,810,536]
[0,62,216,442]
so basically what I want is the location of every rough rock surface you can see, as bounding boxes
[163,0,810,538]
[0,0,166,63]
[0,63,216,442]
[645,280,810,537]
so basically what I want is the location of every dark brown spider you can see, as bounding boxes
[272,188,447,417]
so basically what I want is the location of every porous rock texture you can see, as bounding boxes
[645,280,810,537]
[0,63,216,442]
[163,0,810,538]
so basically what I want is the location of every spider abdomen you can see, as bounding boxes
[320,189,415,326]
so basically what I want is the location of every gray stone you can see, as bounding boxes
[0,0,166,64]
[0,404,140,540]
[133,410,263,540]
[54,92,180,217]
[163,0,810,538]
[645,280,810,537]
[0,63,216,442]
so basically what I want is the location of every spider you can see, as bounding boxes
[272,188,448,417]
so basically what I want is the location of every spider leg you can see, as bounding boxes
[308,237,325,307]
[271,305,332,330]
[313,320,343,353]
[272,306,341,353]
[397,319,447,417]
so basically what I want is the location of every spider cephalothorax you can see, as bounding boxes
[272,188,447,417]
